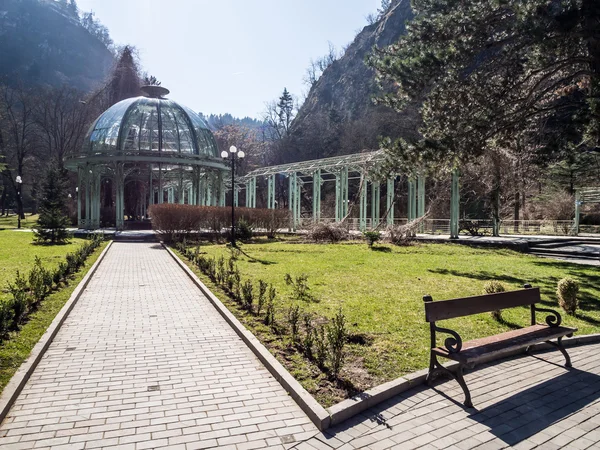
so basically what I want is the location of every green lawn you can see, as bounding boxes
[0,233,108,392]
[0,214,39,230]
[189,240,600,405]
[0,231,86,303]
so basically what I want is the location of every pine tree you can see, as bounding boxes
[277,88,294,135]
[368,0,600,171]
[35,167,71,245]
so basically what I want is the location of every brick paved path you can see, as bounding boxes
[303,342,600,450]
[0,243,317,449]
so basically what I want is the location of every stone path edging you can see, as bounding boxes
[163,244,332,431]
[0,240,113,424]
[162,244,600,431]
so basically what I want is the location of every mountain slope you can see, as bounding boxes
[0,0,114,91]
[288,0,417,162]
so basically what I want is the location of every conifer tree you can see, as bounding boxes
[35,167,71,244]
[368,0,600,171]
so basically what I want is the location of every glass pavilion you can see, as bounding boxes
[65,86,228,229]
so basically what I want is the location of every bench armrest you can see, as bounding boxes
[534,306,562,327]
[432,325,463,354]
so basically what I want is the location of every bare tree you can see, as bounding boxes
[0,84,37,219]
[34,85,91,169]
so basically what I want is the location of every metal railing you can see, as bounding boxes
[301,217,587,237]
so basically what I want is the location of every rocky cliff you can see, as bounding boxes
[0,0,114,91]
[288,0,418,162]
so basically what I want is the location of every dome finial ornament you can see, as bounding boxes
[140,85,170,98]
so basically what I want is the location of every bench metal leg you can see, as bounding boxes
[427,353,473,407]
[455,365,473,408]
[542,337,572,368]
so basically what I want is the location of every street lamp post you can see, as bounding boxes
[15,175,22,229]
[221,145,245,247]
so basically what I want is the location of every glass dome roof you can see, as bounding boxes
[83,96,218,157]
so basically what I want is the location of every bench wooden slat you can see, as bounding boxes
[424,287,540,322]
[432,324,576,364]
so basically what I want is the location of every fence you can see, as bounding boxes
[303,217,585,237]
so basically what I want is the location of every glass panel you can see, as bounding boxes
[87,97,138,153]
[180,105,219,157]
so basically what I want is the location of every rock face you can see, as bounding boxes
[288,0,417,162]
[0,0,114,91]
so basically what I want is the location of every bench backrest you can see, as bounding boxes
[424,287,540,323]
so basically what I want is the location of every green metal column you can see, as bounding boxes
[245,180,251,208]
[218,171,225,207]
[77,168,82,228]
[251,176,257,208]
[335,172,341,222]
[85,170,90,228]
[417,175,425,218]
[386,177,395,226]
[158,164,164,204]
[573,190,581,236]
[199,175,205,206]
[267,174,276,209]
[359,175,367,231]
[295,178,301,229]
[206,174,213,206]
[178,170,184,204]
[407,179,415,221]
[93,169,101,229]
[342,167,349,218]
[115,163,124,230]
[149,165,154,206]
[371,181,380,228]
[450,169,460,239]
[312,169,321,222]
[417,175,425,232]
[288,172,296,230]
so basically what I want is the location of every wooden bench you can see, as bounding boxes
[423,285,577,407]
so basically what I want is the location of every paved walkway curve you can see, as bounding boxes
[0,242,317,449]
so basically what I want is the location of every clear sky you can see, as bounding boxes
[76,0,380,119]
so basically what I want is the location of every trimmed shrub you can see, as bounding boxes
[235,218,253,241]
[256,280,267,316]
[284,273,316,302]
[314,324,328,369]
[288,304,301,343]
[557,277,579,315]
[149,204,291,241]
[327,308,347,378]
[7,271,28,329]
[483,280,506,321]
[242,280,254,312]
[363,230,381,248]
[0,300,14,338]
[303,313,315,358]
[264,286,276,326]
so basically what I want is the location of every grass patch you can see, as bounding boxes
[0,240,108,393]
[0,214,39,230]
[0,232,85,302]
[185,239,600,406]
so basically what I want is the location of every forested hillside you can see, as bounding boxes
[0,0,113,91]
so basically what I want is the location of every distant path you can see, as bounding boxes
[0,242,316,449]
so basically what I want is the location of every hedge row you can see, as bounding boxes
[149,204,291,241]
[0,235,103,339]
